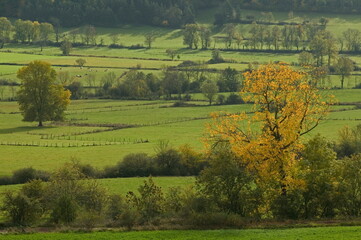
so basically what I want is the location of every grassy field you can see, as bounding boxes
[0,87,360,176]
[1,226,361,240]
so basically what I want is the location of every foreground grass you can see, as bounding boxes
[1,227,361,240]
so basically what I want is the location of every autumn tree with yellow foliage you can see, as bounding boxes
[208,64,331,211]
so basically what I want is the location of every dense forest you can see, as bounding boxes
[2,0,361,28]
[0,0,218,27]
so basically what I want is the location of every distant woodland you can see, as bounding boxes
[2,0,361,27]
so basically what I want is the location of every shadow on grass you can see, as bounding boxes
[0,126,55,134]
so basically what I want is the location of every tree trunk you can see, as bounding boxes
[341,75,345,89]
[38,120,43,127]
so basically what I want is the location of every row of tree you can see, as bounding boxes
[2,0,361,29]
[183,22,361,56]
[0,0,219,28]
[60,66,241,102]
[217,0,361,18]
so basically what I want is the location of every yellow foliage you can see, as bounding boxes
[207,64,331,191]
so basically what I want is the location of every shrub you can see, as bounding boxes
[298,134,338,219]
[2,191,43,226]
[118,153,153,177]
[337,154,361,217]
[197,142,257,217]
[127,177,165,221]
[225,93,244,105]
[46,163,108,224]
[12,167,50,184]
[336,125,361,158]
[154,148,184,176]
[1,180,46,226]
[106,195,126,222]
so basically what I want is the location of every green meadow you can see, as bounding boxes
[1,227,361,240]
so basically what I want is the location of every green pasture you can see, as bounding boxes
[0,7,361,177]
[0,87,360,176]
[2,226,361,240]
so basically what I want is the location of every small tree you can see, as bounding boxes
[57,71,71,85]
[60,39,72,56]
[334,57,354,89]
[127,177,165,220]
[166,49,177,60]
[201,80,219,105]
[110,34,120,45]
[0,17,12,49]
[39,22,54,51]
[144,32,157,49]
[183,24,200,49]
[298,51,314,66]
[210,50,224,63]
[1,180,46,226]
[17,61,71,127]
[75,58,87,67]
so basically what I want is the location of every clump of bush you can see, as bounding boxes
[102,142,204,178]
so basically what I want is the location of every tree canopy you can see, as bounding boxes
[208,64,331,198]
[17,61,71,127]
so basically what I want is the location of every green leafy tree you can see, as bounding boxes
[166,49,177,60]
[0,17,12,48]
[75,58,87,67]
[39,22,54,51]
[144,31,157,49]
[197,143,258,216]
[127,177,165,220]
[183,24,200,49]
[1,180,46,226]
[334,57,354,89]
[17,61,71,127]
[338,154,361,216]
[298,51,314,66]
[60,39,72,56]
[201,79,219,105]
[300,135,338,218]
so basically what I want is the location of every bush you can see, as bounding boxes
[1,180,46,226]
[75,210,105,229]
[336,125,361,158]
[118,153,153,177]
[337,154,361,217]
[129,44,145,49]
[197,142,257,216]
[154,148,184,176]
[127,177,165,221]
[298,134,338,219]
[225,93,244,105]
[47,163,108,224]
[12,167,50,184]
[2,191,43,226]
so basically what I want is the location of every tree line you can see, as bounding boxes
[2,0,361,29]
[59,64,242,103]
[217,0,361,19]
[0,0,219,28]
[183,22,361,56]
